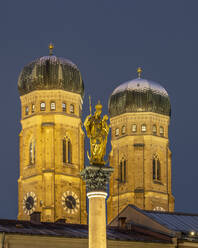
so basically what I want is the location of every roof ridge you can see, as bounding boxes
[127,204,198,216]
[144,210,198,217]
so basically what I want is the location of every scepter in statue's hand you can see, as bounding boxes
[89,95,92,115]
[84,96,92,136]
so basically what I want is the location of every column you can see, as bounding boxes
[81,164,113,248]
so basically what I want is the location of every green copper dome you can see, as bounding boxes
[108,78,171,117]
[18,55,84,97]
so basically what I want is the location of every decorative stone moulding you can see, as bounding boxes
[80,164,114,193]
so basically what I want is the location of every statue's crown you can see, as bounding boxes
[95,100,103,110]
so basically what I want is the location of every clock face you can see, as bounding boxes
[23,192,37,215]
[65,195,76,209]
[62,191,79,214]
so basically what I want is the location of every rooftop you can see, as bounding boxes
[0,218,172,243]
[128,205,198,234]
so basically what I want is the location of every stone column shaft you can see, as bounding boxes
[88,192,107,248]
[81,164,113,248]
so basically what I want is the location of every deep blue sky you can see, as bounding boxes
[0,0,197,218]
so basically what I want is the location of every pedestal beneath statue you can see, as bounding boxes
[81,164,113,248]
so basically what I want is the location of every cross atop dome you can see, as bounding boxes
[49,42,54,56]
[137,67,142,78]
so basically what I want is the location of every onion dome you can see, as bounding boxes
[108,68,171,117]
[18,44,84,97]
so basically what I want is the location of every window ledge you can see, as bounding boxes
[153,180,163,185]
[120,181,126,184]
[25,164,35,169]
[63,162,73,166]
[121,133,127,136]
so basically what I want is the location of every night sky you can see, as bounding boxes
[0,0,197,219]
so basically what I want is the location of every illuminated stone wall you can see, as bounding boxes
[18,89,87,224]
[0,233,177,248]
[107,112,174,223]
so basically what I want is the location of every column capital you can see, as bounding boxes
[80,164,114,193]
[87,191,107,199]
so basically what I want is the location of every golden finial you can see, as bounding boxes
[89,96,92,115]
[49,43,54,56]
[95,100,103,110]
[137,67,142,78]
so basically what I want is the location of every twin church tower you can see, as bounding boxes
[17,45,174,224]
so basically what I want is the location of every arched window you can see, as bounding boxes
[25,106,29,115]
[115,128,119,136]
[63,137,72,164]
[153,125,157,135]
[70,104,74,113]
[62,102,66,112]
[29,140,35,165]
[32,104,35,113]
[153,158,156,180]
[63,139,66,163]
[50,102,56,110]
[122,125,126,134]
[157,159,160,180]
[68,139,72,164]
[132,124,137,133]
[119,159,126,183]
[160,126,164,136]
[153,155,161,181]
[40,102,46,111]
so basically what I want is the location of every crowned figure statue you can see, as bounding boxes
[82,99,113,248]
[84,98,109,165]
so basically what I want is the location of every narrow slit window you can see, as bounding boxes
[29,142,33,164]
[119,161,122,182]
[25,106,29,115]
[68,139,72,164]
[32,104,35,113]
[63,139,66,163]
[153,159,156,180]
[63,138,72,164]
[123,160,126,182]
[62,102,66,112]
[119,159,126,183]
[157,160,161,180]
[153,156,161,181]
[29,140,36,165]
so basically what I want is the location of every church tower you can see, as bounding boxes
[107,69,174,223]
[17,45,87,224]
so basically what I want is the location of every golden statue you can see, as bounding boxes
[84,98,109,165]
